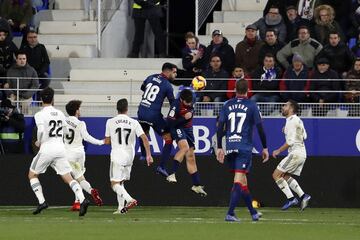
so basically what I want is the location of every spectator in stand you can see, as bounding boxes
[202,30,235,75]
[349,1,360,39]
[21,30,50,89]
[277,25,322,70]
[3,50,39,113]
[280,54,312,103]
[310,57,340,116]
[128,0,166,58]
[313,4,345,45]
[297,0,323,21]
[0,29,18,86]
[1,0,33,46]
[200,54,228,103]
[0,16,13,41]
[285,5,313,42]
[351,32,360,58]
[181,32,205,78]
[235,24,264,75]
[258,28,285,67]
[263,0,299,22]
[344,58,360,105]
[316,31,354,78]
[253,6,287,43]
[226,66,252,99]
[322,0,352,38]
[250,53,282,114]
[0,98,25,154]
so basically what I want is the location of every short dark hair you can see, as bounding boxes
[210,53,222,62]
[162,62,177,72]
[329,31,339,37]
[66,100,82,116]
[288,99,300,114]
[265,28,277,36]
[40,87,54,104]
[27,29,37,36]
[264,53,275,60]
[117,98,128,113]
[15,50,27,58]
[236,79,248,95]
[297,25,309,33]
[180,89,193,103]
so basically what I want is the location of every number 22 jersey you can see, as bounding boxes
[105,114,144,165]
[219,97,262,153]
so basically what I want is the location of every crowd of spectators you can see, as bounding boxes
[179,1,360,108]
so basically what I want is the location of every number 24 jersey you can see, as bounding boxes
[105,114,144,165]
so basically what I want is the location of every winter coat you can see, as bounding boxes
[280,65,312,102]
[235,37,264,74]
[6,63,39,99]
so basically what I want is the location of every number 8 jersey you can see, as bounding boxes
[105,114,145,165]
[219,97,262,153]
[34,106,67,153]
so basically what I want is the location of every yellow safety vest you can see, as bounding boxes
[133,2,160,9]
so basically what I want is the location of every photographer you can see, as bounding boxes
[0,99,25,154]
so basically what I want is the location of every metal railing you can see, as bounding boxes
[2,77,360,118]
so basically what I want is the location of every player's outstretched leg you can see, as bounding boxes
[156,139,172,177]
[166,139,188,183]
[286,177,311,210]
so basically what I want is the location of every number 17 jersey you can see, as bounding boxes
[105,114,145,165]
[219,97,262,153]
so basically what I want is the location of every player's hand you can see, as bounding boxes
[35,141,40,148]
[262,148,269,163]
[146,155,153,166]
[184,112,192,120]
[272,149,280,159]
[216,149,225,164]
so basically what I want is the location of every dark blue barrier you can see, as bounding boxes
[24,117,360,156]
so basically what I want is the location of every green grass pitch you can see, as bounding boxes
[0,206,359,240]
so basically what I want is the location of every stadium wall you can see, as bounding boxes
[1,155,359,208]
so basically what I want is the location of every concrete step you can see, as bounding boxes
[61,81,143,95]
[39,21,97,34]
[46,44,97,58]
[54,94,132,103]
[38,34,97,45]
[36,9,93,21]
[69,58,183,69]
[221,0,266,11]
[206,22,252,35]
[54,0,119,10]
[69,69,156,81]
[197,34,244,50]
[213,10,262,23]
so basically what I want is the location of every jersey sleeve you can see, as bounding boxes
[34,113,45,141]
[80,121,103,145]
[166,84,175,105]
[60,112,69,135]
[216,103,227,148]
[252,103,262,125]
[105,120,110,138]
[134,120,145,137]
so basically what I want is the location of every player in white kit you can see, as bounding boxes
[272,100,311,211]
[104,99,153,214]
[65,100,104,211]
[28,87,90,216]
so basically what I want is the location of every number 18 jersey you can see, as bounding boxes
[34,106,66,153]
[105,114,144,165]
[219,97,262,153]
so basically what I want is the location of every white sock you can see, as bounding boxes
[276,178,294,199]
[117,194,125,210]
[287,177,304,198]
[112,183,133,202]
[69,180,85,203]
[30,178,45,204]
[79,180,92,195]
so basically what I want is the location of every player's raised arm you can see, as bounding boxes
[80,121,104,145]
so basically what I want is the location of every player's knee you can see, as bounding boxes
[28,171,37,180]
[272,171,281,180]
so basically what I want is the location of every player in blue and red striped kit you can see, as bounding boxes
[165,88,207,196]
[137,62,177,177]
[216,79,269,222]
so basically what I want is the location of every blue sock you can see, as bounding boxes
[227,183,241,216]
[172,160,181,174]
[191,172,201,186]
[239,184,257,215]
[160,143,172,168]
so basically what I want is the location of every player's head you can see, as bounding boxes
[162,62,178,81]
[40,87,54,104]
[66,100,82,117]
[282,99,300,116]
[235,79,248,96]
[180,89,193,106]
[117,98,128,114]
